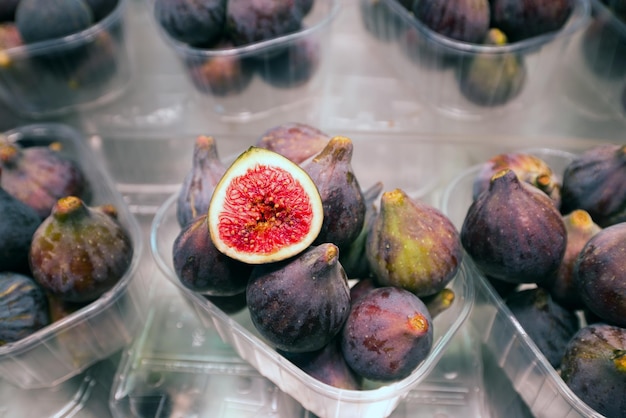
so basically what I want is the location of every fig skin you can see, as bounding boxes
[574,222,626,327]
[176,135,227,228]
[412,0,490,43]
[560,323,626,418]
[257,37,321,89]
[302,136,367,250]
[225,0,303,46]
[29,196,133,303]
[542,210,602,310]
[505,287,580,368]
[0,142,91,219]
[489,0,573,42]
[340,286,433,382]
[172,214,252,296]
[246,243,351,353]
[15,0,94,44]
[461,169,567,285]
[560,144,626,227]
[255,122,330,164]
[154,0,226,47]
[366,188,462,297]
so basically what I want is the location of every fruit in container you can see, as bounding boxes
[359,0,403,42]
[340,286,433,382]
[0,23,22,50]
[560,144,626,227]
[580,18,626,80]
[560,323,626,418]
[412,0,490,43]
[66,30,119,89]
[207,146,323,264]
[256,37,321,89]
[29,196,133,303]
[461,169,567,284]
[366,188,462,297]
[172,214,252,296]
[154,0,227,47]
[489,0,573,42]
[0,272,50,346]
[84,0,118,22]
[0,0,19,22]
[246,243,351,353]
[422,287,456,319]
[574,222,626,327]
[204,291,247,314]
[176,135,227,227]
[255,122,330,164]
[15,0,94,44]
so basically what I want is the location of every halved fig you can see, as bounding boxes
[207,146,324,264]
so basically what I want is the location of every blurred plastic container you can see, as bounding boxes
[359,0,590,120]
[440,148,607,418]
[149,0,340,122]
[0,0,133,118]
[0,123,148,389]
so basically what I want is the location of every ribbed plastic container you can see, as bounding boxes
[0,123,148,389]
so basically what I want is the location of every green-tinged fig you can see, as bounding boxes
[0,272,50,346]
[543,210,602,310]
[367,188,462,297]
[177,135,227,227]
[412,0,490,43]
[207,146,323,264]
[154,0,226,47]
[15,0,94,44]
[560,323,626,418]
[0,141,91,219]
[29,196,133,303]
[560,144,626,227]
[490,0,573,42]
[340,286,433,382]
[574,222,626,327]
[172,214,252,296]
[505,287,580,368]
[458,29,526,107]
[302,136,366,250]
[255,122,330,164]
[472,151,561,206]
[461,169,567,284]
[247,243,351,353]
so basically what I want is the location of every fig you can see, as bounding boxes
[256,37,321,89]
[0,0,19,22]
[543,210,602,310]
[574,222,626,327]
[505,287,580,368]
[0,141,91,219]
[84,0,118,22]
[472,151,561,206]
[246,243,351,353]
[207,146,323,264]
[225,0,303,46]
[204,291,247,314]
[457,29,526,108]
[560,144,626,227]
[15,0,94,44]
[349,277,378,304]
[154,0,227,47]
[172,214,252,296]
[65,30,119,90]
[560,323,626,418]
[301,136,366,250]
[461,169,567,284]
[29,196,133,303]
[412,0,490,43]
[176,135,227,227]
[255,122,330,164]
[422,287,456,319]
[580,18,626,80]
[366,188,462,297]
[340,286,433,382]
[489,0,573,42]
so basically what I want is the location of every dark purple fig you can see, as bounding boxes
[485,274,520,298]
[246,243,351,353]
[472,151,561,206]
[461,169,567,284]
[302,136,367,250]
[256,37,321,89]
[505,287,580,368]
[15,0,94,44]
[0,0,19,22]
[0,141,91,219]
[349,277,378,304]
[172,214,252,296]
[176,135,227,227]
[560,323,626,418]
[490,0,573,42]
[255,122,330,164]
[560,144,626,227]
[154,0,226,47]
[204,291,247,314]
[543,210,601,310]
[340,286,433,382]
[412,0,490,43]
[574,222,626,327]
[367,188,462,297]
[84,0,118,21]
[66,30,119,90]
[29,196,133,303]
[225,0,303,46]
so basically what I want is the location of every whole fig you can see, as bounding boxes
[461,169,567,284]
[490,0,573,42]
[154,0,226,47]
[255,122,330,164]
[366,188,462,297]
[412,0,490,43]
[560,144,626,227]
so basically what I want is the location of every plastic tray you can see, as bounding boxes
[0,123,148,389]
[439,148,605,418]
[359,0,590,120]
[0,0,133,118]
[149,0,340,122]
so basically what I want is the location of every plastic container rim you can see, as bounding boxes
[590,0,626,37]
